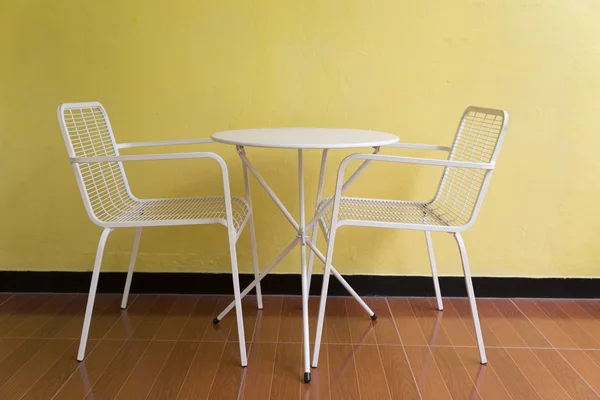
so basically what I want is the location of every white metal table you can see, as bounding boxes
[212,128,399,383]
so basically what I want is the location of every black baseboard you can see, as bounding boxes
[0,271,598,298]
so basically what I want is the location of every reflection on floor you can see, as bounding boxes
[0,293,599,399]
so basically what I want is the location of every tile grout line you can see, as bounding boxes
[326,340,331,400]
[579,348,600,371]
[0,337,27,365]
[568,299,600,321]
[370,315,394,400]
[0,294,28,326]
[235,300,261,400]
[454,345,516,400]
[172,341,202,400]
[406,297,456,398]
[4,294,600,399]
[451,298,503,347]
[500,345,560,400]
[122,295,161,341]
[444,299,478,346]
[551,300,600,348]
[200,298,226,342]
[30,295,87,340]
[108,297,164,400]
[0,338,50,393]
[372,342,394,398]
[385,298,423,400]
[49,294,122,341]
[16,338,78,400]
[54,294,141,400]
[21,295,80,339]
[265,298,283,400]
[343,300,363,400]
[553,347,600,398]
[486,299,530,347]
[509,299,589,400]
[407,298,460,400]
[147,297,179,341]
[0,294,57,337]
[173,296,201,342]
[0,293,16,307]
[527,300,578,347]
[10,335,600,350]
[432,318,490,400]
[197,342,227,400]
[118,340,165,400]
[406,298,434,346]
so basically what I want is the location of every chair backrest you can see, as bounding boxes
[429,106,508,228]
[58,102,136,224]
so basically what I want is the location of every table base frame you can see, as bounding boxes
[214,146,378,383]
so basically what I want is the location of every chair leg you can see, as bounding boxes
[78,228,112,361]
[247,212,263,310]
[228,228,248,367]
[425,231,443,311]
[121,227,142,309]
[454,232,487,364]
[243,163,263,310]
[311,226,337,368]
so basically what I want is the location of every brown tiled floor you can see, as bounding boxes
[1,294,600,399]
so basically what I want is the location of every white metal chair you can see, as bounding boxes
[58,102,262,367]
[311,106,509,367]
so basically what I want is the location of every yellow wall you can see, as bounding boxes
[1,0,600,278]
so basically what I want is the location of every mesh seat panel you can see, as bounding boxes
[111,196,250,230]
[318,197,449,228]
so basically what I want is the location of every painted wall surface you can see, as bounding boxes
[1,0,599,277]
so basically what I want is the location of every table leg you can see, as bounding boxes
[213,146,377,382]
[307,149,328,291]
[216,148,376,321]
[214,237,300,323]
[241,147,263,310]
[298,149,312,383]
[306,240,375,319]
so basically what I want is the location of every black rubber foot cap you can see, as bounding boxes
[213,317,220,325]
[304,372,311,383]
[370,313,378,321]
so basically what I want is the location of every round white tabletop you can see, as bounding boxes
[212,128,399,149]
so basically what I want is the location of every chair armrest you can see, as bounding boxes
[385,143,452,152]
[339,153,494,171]
[329,153,494,208]
[69,152,238,230]
[116,138,213,149]
[69,151,223,164]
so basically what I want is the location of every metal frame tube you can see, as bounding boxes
[425,231,443,311]
[78,228,112,361]
[240,147,263,309]
[121,227,142,309]
[298,150,312,382]
[307,149,328,290]
[455,232,487,364]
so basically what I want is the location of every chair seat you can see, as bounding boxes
[105,196,250,231]
[318,197,455,229]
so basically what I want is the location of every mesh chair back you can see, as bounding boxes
[429,107,508,227]
[58,102,136,223]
